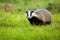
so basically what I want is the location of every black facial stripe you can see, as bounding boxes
[30,11,34,16]
[30,11,32,16]
[26,11,28,17]
[26,10,34,17]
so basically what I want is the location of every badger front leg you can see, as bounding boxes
[28,19,33,25]
[30,21,33,25]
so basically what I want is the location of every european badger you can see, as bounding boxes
[26,9,52,25]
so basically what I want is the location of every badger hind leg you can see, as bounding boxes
[45,21,51,25]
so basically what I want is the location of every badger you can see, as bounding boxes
[26,9,52,25]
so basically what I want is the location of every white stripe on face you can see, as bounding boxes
[28,11,31,18]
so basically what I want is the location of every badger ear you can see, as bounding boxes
[26,11,28,13]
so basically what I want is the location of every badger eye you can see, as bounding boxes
[32,11,34,12]
[31,11,34,13]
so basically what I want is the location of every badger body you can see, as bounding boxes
[26,9,52,25]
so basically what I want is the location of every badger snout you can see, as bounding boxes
[27,16,31,19]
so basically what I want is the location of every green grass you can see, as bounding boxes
[0,0,60,40]
[0,12,60,40]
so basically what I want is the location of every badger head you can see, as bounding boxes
[26,10,34,19]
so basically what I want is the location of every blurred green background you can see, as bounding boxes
[0,0,60,40]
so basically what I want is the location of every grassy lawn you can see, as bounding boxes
[0,12,60,40]
[0,0,60,40]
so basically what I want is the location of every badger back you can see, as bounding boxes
[33,9,52,22]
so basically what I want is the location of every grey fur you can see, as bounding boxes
[26,9,52,25]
